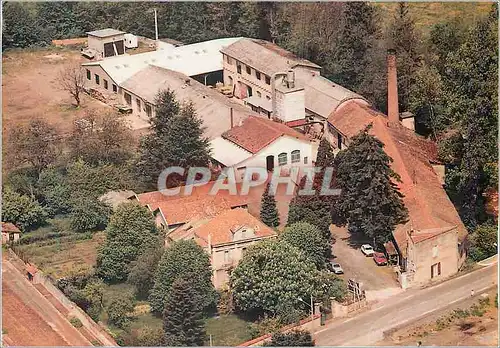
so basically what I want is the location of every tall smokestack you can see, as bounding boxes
[230,107,234,128]
[387,49,399,125]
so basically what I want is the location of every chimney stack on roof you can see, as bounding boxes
[387,49,399,125]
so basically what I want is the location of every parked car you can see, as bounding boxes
[329,262,344,275]
[373,252,388,266]
[360,244,374,256]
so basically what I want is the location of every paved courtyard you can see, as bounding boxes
[330,226,401,300]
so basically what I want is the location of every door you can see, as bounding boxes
[431,262,441,278]
[247,86,253,97]
[266,155,274,172]
[337,133,342,149]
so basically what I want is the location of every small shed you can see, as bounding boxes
[124,33,138,49]
[2,222,21,244]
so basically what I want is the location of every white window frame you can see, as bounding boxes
[291,150,300,163]
[278,152,287,166]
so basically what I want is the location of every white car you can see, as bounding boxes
[361,244,374,257]
[330,262,344,275]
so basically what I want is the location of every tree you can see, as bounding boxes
[287,173,335,248]
[1,187,48,231]
[260,182,280,228]
[163,278,207,346]
[8,119,61,175]
[96,203,160,282]
[58,64,86,107]
[69,198,112,232]
[2,2,44,49]
[68,110,134,165]
[315,138,335,168]
[281,222,329,269]
[265,330,314,347]
[440,14,498,230]
[388,2,421,112]
[36,167,71,216]
[335,126,408,246]
[149,240,215,314]
[469,224,498,261]
[329,3,380,94]
[82,279,105,321]
[106,292,135,328]
[137,91,211,187]
[127,245,164,298]
[230,240,318,315]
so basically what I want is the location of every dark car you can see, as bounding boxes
[373,252,388,266]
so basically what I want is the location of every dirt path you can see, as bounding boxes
[2,257,92,346]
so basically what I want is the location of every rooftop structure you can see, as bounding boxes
[221,38,320,77]
[83,37,242,85]
[87,28,126,38]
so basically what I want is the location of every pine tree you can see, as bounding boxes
[335,126,408,245]
[137,91,211,188]
[316,138,335,168]
[163,278,206,346]
[260,182,280,228]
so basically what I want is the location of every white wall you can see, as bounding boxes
[88,34,125,60]
[275,88,305,122]
[83,65,119,94]
[231,135,316,182]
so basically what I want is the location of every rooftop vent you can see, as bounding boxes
[202,49,208,53]
[123,64,129,68]
[168,56,172,59]
[115,65,121,69]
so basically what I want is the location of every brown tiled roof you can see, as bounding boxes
[328,101,467,254]
[220,38,320,77]
[188,208,276,247]
[2,222,21,233]
[222,116,310,153]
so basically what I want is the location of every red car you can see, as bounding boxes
[373,252,388,266]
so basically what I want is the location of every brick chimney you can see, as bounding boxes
[387,49,399,125]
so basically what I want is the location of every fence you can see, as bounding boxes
[8,249,117,346]
[330,298,368,318]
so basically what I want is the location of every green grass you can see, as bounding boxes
[13,217,105,279]
[205,314,254,346]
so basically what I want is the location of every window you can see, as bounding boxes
[266,95,271,100]
[224,250,229,263]
[226,55,232,65]
[291,150,300,163]
[246,66,251,75]
[146,104,152,117]
[95,74,100,85]
[86,69,91,80]
[304,156,308,164]
[256,71,261,80]
[237,63,242,74]
[124,92,132,105]
[257,91,262,98]
[241,229,246,238]
[103,79,108,89]
[278,152,287,166]
[431,262,441,278]
[112,84,117,93]
[265,75,271,85]
[136,98,141,110]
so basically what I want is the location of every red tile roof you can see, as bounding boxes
[222,116,310,153]
[184,208,276,247]
[328,101,467,254]
[136,182,263,226]
[2,222,21,233]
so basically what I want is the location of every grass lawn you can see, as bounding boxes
[13,217,105,279]
[205,314,254,346]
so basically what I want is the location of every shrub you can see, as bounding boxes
[69,317,83,328]
[106,292,135,329]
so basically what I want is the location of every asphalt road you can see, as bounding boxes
[314,263,498,346]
